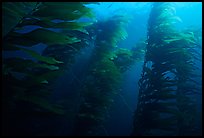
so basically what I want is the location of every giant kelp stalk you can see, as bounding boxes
[72,15,129,136]
[132,2,201,136]
[2,2,96,135]
[175,27,202,135]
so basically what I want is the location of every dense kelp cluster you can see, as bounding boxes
[2,2,201,136]
[72,15,133,135]
[2,2,145,136]
[72,15,146,135]
[2,2,97,135]
[132,2,201,136]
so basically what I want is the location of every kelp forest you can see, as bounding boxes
[2,2,202,136]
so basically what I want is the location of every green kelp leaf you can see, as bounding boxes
[163,38,181,43]
[32,3,92,20]
[3,3,23,16]
[40,80,48,84]
[29,70,63,85]
[6,32,40,47]
[52,22,93,30]
[180,33,195,44]
[170,16,182,23]
[41,64,59,70]
[2,2,38,37]
[4,57,59,72]
[21,48,63,64]
[112,48,135,72]
[115,48,132,57]
[43,2,94,16]
[18,70,64,88]
[21,28,80,45]
[2,10,22,38]
[19,95,65,115]
[18,18,93,30]
[7,28,81,46]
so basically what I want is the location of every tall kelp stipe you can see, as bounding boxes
[132,2,201,136]
[2,2,97,135]
[72,14,132,136]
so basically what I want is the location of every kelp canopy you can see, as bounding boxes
[2,2,98,135]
